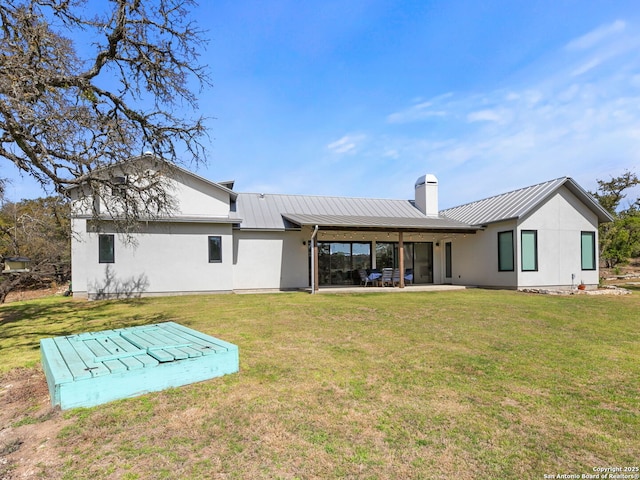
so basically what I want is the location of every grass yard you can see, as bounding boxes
[1,289,639,479]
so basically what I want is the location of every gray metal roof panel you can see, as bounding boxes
[281,213,479,232]
[236,177,612,231]
[236,193,429,229]
[441,177,612,225]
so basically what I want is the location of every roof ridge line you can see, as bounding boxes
[441,176,568,212]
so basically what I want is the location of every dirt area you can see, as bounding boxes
[0,368,69,479]
[601,258,640,281]
[3,286,67,304]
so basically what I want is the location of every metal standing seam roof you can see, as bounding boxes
[440,177,613,226]
[281,213,479,232]
[235,193,471,230]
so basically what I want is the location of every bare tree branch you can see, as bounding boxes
[0,0,211,229]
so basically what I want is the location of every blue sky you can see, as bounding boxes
[3,0,640,209]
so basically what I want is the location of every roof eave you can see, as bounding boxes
[562,178,614,223]
[313,225,480,234]
[74,214,242,224]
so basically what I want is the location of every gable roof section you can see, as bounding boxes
[440,177,613,226]
[67,154,238,201]
[236,193,477,232]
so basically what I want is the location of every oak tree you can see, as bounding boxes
[591,170,640,268]
[0,0,210,227]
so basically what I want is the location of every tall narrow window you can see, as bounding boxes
[445,242,452,278]
[208,236,222,263]
[581,231,596,270]
[521,230,538,271]
[99,234,115,263]
[498,231,514,272]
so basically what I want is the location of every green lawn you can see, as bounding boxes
[1,289,639,479]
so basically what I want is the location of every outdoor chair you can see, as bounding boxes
[392,268,401,286]
[392,268,413,286]
[404,268,413,284]
[358,269,371,286]
[381,268,393,286]
[359,269,382,287]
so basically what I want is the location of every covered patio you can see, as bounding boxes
[282,214,480,292]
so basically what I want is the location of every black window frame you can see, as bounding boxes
[580,231,596,271]
[520,230,538,272]
[498,230,515,272]
[445,242,452,278]
[98,234,115,264]
[208,236,222,263]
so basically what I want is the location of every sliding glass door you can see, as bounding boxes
[375,242,433,284]
[318,242,372,285]
[413,242,433,284]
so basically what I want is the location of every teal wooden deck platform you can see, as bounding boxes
[40,322,239,410]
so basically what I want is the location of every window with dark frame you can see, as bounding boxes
[445,242,452,278]
[498,230,514,272]
[521,230,538,271]
[208,236,222,263]
[581,231,596,270]
[98,234,115,263]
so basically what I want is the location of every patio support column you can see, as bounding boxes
[313,240,319,292]
[310,225,319,293]
[398,231,405,288]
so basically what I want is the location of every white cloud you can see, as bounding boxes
[346,21,640,206]
[383,149,399,159]
[571,57,603,76]
[387,93,453,124]
[467,108,511,124]
[565,20,626,51]
[327,134,366,154]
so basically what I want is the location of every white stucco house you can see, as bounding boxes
[69,155,613,299]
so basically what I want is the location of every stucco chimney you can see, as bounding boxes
[415,174,438,217]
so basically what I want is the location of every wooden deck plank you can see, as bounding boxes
[163,322,232,354]
[167,321,236,350]
[176,346,205,358]
[103,359,128,373]
[120,331,176,362]
[137,327,203,359]
[161,347,189,361]
[40,338,74,384]
[128,328,197,362]
[82,338,112,358]
[118,356,146,371]
[147,330,204,358]
[67,339,112,378]
[108,335,159,367]
[142,325,191,347]
[73,330,118,341]
[52,337,98,380]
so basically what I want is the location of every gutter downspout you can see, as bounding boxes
[310,225,319,294]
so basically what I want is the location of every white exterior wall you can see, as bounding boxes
[518,186,600,288]
[171,174,231,216]
[445,186,600,289]
[72,221,234,298]
[232,230,309,290]
[448,221,519,288]
[71,218,89,294]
